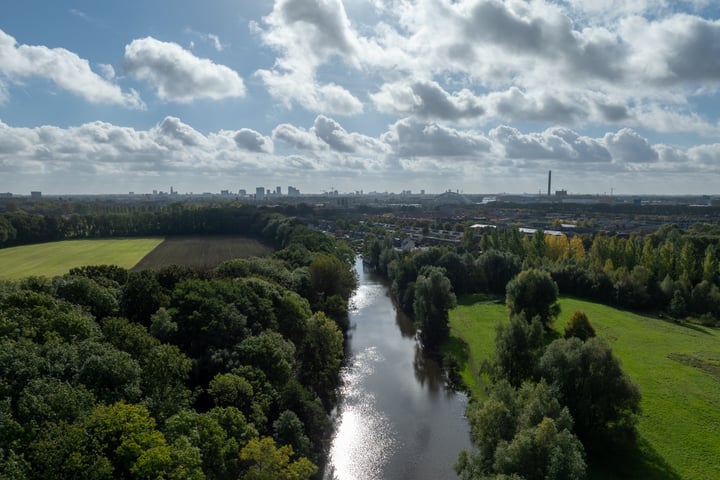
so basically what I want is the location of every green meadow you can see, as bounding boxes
[0,238,164,279]
[445,296,720,480]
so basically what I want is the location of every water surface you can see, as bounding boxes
[324,257,471,479]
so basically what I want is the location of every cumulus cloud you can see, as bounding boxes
[253,0,364,114]
[273,115,388,154]
[604,128,659,163]
[124,37,245,102]
[0,28,142,108]
[234,129,274,153]
[382,118,491,157]
[371,80,485,121]
[273,123,327,151]
[490,125,612,163]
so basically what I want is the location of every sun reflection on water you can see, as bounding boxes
[324,347,396,480]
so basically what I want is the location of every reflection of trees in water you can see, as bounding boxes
[413,344,444,395]
[394,308,416,338]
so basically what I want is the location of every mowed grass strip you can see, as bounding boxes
[446,296,720,480]
[132,235,273,271]
[0,238,164,279]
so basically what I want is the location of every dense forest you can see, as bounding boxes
[0,206,357,479]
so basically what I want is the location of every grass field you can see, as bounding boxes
[445,296,720,480]
[0,238,164,280]
[131,235,273,271]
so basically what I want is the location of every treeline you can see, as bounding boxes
[365,221,720,325]
[0,209,357,479]
[0,202,313,249]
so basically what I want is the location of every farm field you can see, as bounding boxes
[131,235,273,271]
[446,296,720,480]
[0,238,164,280]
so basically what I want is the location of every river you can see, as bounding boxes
[323,257,472,480]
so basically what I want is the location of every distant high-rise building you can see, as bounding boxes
[256,187,265,198]
[239,189,247,196]
[288,186,300,196]
[276,186,282,195]
[30,191,42,198]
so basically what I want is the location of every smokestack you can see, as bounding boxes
[547,170,552,196]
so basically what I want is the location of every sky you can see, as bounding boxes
[2,0,720,195]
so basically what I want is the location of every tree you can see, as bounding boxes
[568,236,585,261]
[164,408,257,480]
[678,240,699,285]
[538,337,641,449]
[308,254,357,303]
[413,266,457,350]
[563,311,596,341]
[54,275,119,320]
[490,315,544,387]
[457,381,586,480]
[475,250,522,294]
[506,269,561,328]
[702,244,717,284]
[239,437,316,480]
[208,373,255,412]
[297,313,343,405]
[273,410,312,460]
[120,271,168,325]
[669,290,687,318]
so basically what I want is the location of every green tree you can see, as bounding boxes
[506,269,560,328]
[413,266,457,350]
[208,373,255,412]
[273,410,312,460]
[669,290,687,318]
[297,312,343,405]
[120,271,168,325]
[457,380,585,480]
[678,240,699,285]
[490,315,544,387]
[164,408,257,480]
[308,254,357,302]
[657,240,676,280]
[140,344,193,423]
[702,244,717,284]
[538,337,641,449]
[563,311,596,341]
[239,437,316,480]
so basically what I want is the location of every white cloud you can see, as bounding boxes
[273,115,388,153]
[254,0,364,115]
[371,80,485,121]
[490,125,612,163]
[382,117,491,157]
[234,129,274,153]
[124,37,245,103]
[604,128,659,163]
[0,28,143,108]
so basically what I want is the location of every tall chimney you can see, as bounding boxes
[547,170,552,196]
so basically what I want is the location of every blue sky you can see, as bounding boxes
[2,0,720,195]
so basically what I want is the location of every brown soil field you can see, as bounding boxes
[131,235,273,271]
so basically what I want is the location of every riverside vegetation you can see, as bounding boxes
[363,220,720,480]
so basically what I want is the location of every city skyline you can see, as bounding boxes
[3,1,720,195]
